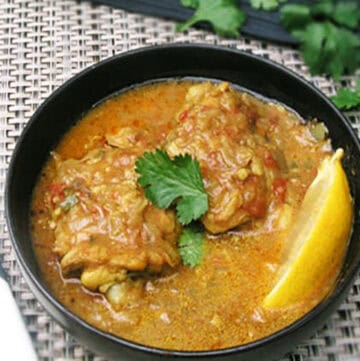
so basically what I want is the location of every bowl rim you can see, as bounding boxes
[5,42,360,357]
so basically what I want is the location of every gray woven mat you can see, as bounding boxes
[0,1,359,360]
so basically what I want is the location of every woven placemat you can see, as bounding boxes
[0,1,359,360]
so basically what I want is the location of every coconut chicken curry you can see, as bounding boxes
[31,81,352,350]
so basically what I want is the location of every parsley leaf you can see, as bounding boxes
[178,226,204,267]
[250,0,287,12]
[177,0,246,37]
[331,79,360,110]
[135,149,208,225]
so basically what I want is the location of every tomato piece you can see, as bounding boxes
[179,110,188,121]
[272,178,287,202]
[269,118,278,126]
[48,182,66,208]
[264,152,278,169]
[224,126,235,139]
[232,106,241,114]
[49,182,65,199]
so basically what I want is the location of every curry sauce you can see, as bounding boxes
[31,81,338,351]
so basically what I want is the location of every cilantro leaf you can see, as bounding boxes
[310,1,334,18]
[177,0,246,37]
[332,2,360,30]
[250,0,287,12]
[331,89,360,110]
[281,1,360,79]
[135,149,208,225]
[280,4,312,30]
[301,1,360,29]
[178,226,205,267]
[293,22,360,80]
[331,80,360,110]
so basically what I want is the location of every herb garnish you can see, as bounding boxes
[135,149,208,225]
[331,79,360,110]
[178,226,205,267]
[177,0,246,37]
[280,1,360,79]
[177,0,360,80]
[136,149,208,267]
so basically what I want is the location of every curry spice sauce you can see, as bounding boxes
[32,81,335,351]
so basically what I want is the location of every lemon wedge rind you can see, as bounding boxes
[263,149,352,309]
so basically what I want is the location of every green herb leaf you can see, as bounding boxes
[290,21,360,80]
[281,2,360,79]
[177,0,246,37]
[280,4,312,30]
[178,226,204,267]
[331,81,360,110]
[331,89,360,110]
[250,0,287,12]
[332,2,360,30]
[310,1,334,18]
[135,149,208,225]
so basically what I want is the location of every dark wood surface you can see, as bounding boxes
[88,0,299,45]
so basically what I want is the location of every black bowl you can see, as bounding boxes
[6,44,360,361]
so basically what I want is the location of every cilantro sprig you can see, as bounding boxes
[178,226,205,267]
[177,0,246,37]
[331,79,360,110]
[177,0,360,80]
[280,1,360,79]
[135,149,208,225]
[136,149,208,267]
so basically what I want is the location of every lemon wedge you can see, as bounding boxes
[263,149,352,308]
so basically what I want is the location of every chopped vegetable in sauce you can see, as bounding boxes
[310,122,328,142]
[59,194,78,212]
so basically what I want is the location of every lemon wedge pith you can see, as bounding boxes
[264,149,353,309]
